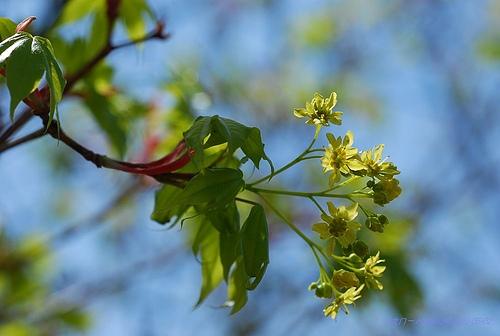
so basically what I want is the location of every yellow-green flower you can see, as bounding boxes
[361,252,386,290]
[359,144,400,180]
[323,285,364,319]
[312,201,359,239]
[321,131,365,185]
[294,92,343,126]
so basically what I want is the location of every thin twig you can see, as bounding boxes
[0,108,34,144]
[0,127,45,153]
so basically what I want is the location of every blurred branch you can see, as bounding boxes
[0,108,33,145]
[0,14,169,146]
[64,21,169,94]
[0,127,45,153]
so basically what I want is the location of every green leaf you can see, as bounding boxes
[226,257,248,314]
[83,87,127,156]
[177,168,244,208]
[206,202,240,234]
[0,18,16,41]
[194,219,224,306]
[5,37,45,119]
[151,185,186,224]
[118,0,154,40]
[183,115,273,171]
[211,116,249,152]
[33,37,66,127]
[0,34,29,63]
[57,0,105,25]
[241,127,274,171]
[241,204,269,290]
[0,33,65,122]
[219,231,240,282]
[206,202,241,281]
[183,116,213,168]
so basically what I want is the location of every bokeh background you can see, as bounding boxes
[1,0,500,335]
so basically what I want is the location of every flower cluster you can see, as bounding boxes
[293,91,400,320]
[321,133,400,190]
[294,92,343,126]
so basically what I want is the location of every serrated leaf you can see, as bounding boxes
[183,115,272,171]
[211,116,249,152]
[0,33,65,123]
[0,18,16,41]
[151,184,186,224]
[183,116,213,168]
[241,127,273,171]
[177,168,244,208]
[5,37,45,119]
[241,204,269,290]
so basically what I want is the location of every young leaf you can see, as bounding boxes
[206,202,241,281]
[5,37,45,119]
[194,220,224,306]
[183,116,213,168]
[0,34,30,65]
[241,204,269,290]
[83,87,127,157]
[176,168,244,208]
[0,33,66,122]
[0,18,16,41]
[205,202,240,234]
[151,184,186,224]
[211,116,249,152]
[33,36,66,127]
[226,257,248,314]
[57,0,105,25]
[118,0,154,40]
[183,115,273,171]
[219,231,240,282]
[241,127,274,171]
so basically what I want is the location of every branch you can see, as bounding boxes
[0,15,169,144]
[34,111,192,186]
[0,127,45,153]
[64,21,169,93]
[0,108,33,144]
